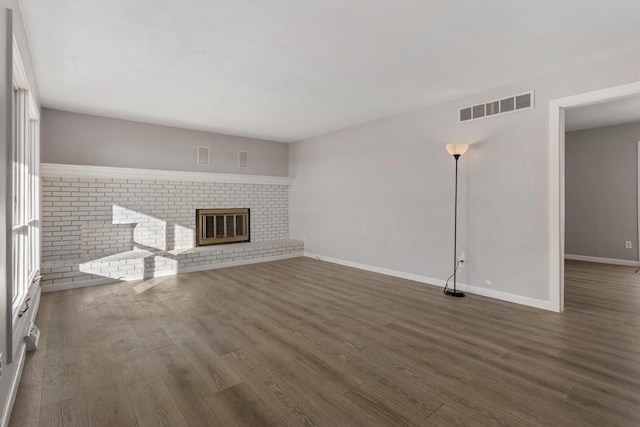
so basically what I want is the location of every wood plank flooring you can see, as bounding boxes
[9,258,640,426]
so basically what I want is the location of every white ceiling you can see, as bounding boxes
[565,95,640,132]
[20,0,640,142]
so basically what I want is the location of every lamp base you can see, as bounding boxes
[444,289,465,297]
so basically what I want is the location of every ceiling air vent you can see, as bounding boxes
[459,91,534,123]
[238,151,248,168]
[197,146,209,166]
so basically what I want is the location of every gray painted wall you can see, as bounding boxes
[41,108,289,176]
[289,47,640,305]
[565,122,640,261]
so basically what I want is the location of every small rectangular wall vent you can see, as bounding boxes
[459,91,534,123]
[238,151,248,168]
[197,146,209,165]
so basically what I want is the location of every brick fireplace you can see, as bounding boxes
[39,170,303,290]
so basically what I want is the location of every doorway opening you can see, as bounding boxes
[549,81,640,312]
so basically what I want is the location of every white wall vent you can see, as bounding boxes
[197,146,209,165]
[459,91,534,123]
[238,151,248,168]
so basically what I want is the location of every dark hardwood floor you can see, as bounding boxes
[9,258,640,426]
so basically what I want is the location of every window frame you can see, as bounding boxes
[10,37,40,329]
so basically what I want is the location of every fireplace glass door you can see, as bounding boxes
[196,208,249,246]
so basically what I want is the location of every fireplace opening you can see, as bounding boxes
[196,208,250,246]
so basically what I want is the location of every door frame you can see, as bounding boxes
[549,81,640,312]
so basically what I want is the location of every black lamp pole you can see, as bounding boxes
[445,153,465,297]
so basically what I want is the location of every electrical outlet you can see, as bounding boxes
[485,279,493,288]
[458,252,465,263]
[625,241,633,249]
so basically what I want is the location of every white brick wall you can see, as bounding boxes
[42,177,289,260]
[81,223,135,259]
[41,175,300,287]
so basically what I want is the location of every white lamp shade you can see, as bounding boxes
[445,143,469,156]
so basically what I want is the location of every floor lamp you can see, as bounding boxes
[445,143,469,297]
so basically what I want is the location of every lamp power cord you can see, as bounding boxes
[443,260,464,294]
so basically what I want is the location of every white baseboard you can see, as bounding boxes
[454,282,555,311]
[1,341,26,427]
[564,254,640,267]
[305,252,445,287]
[41,253,303,292]
[304,252,555,312]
